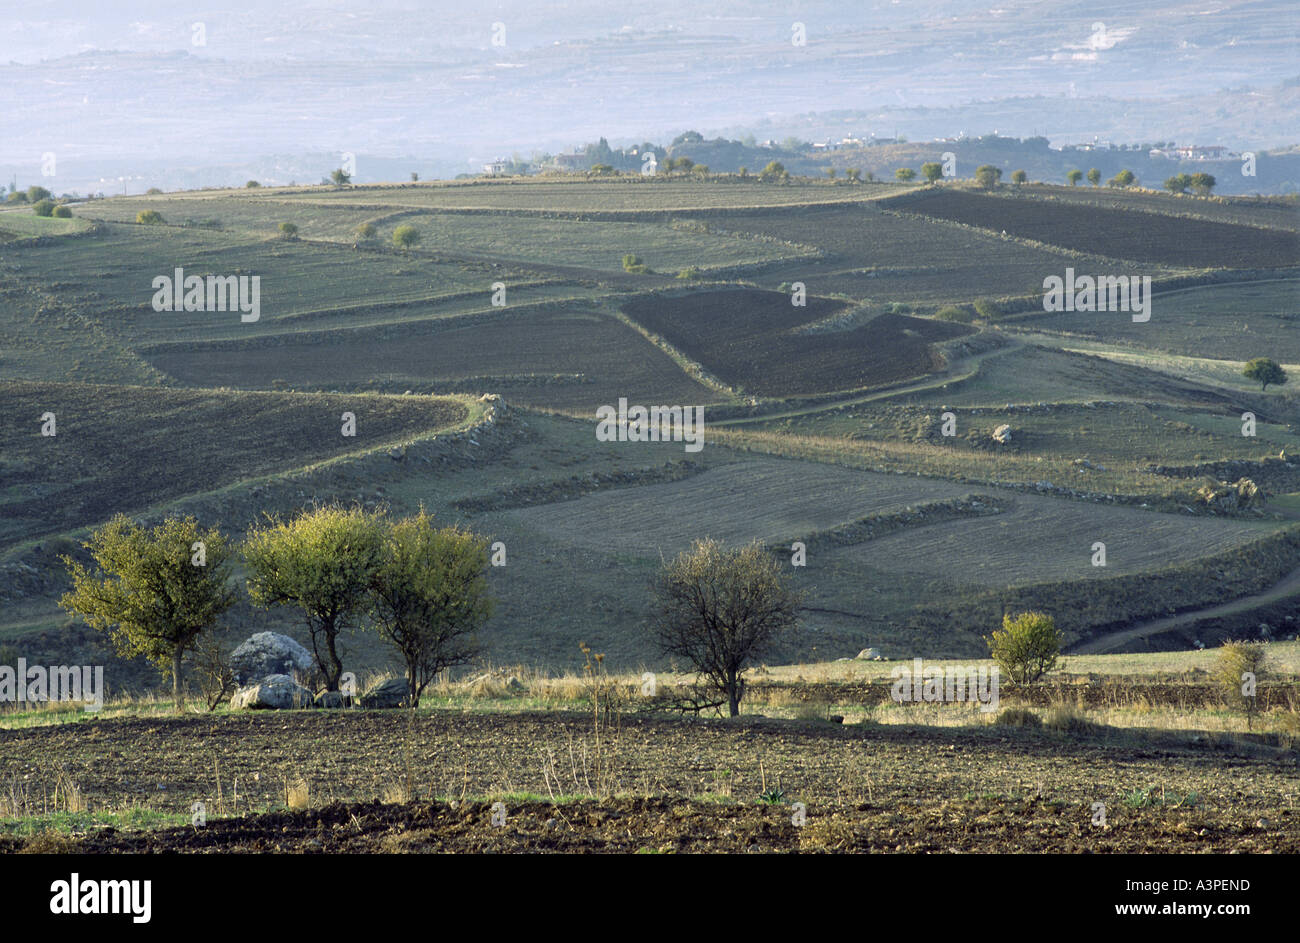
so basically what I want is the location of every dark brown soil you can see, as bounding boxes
[2,708,1295,852]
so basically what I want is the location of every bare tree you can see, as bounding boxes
[652,539,800,717]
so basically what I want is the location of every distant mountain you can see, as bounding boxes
[1,1,1295,187]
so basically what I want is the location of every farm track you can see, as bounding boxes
[1073,565,1300,654]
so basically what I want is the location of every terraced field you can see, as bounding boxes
[0,381,472,550]
[887,188,1300,268]
[262,178,904,212]
[1015,278,1300,363]
[144,307,722,411]
[829,493,1273,586]
[622,288,972,396]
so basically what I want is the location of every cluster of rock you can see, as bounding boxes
[226,632,411,710]
[1194,477,1265,511]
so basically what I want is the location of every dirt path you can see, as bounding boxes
[1073,564,1300,654]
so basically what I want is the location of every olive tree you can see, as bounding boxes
[243,505,386,691]
[369,510,494,705]
[986,611,1063,683]
[653,539,800,717]
[60,515,236,712]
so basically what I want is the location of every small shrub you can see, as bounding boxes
[995,707,1041,727]
[935,305,972,323]
[52,205,72,218]
[1213,641,1267,728]
[32,199,55,217]
[1043,706,1097,734]
[622,253,648,274]
[278,221,299,238]
[986,611,1063,683]
[136,209,164,225]
[676,266,702,280]
[392,224,420,249]
[972,298,1002,320]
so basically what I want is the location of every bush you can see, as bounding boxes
[676,266,702,280]
[246,180,261,188]
[136,210,164,225]
[935,305,972,323]
[392,224,420,249]
[622,253,648,274]
[972,298,1002,320]
[278,221,299,238]
[995,707,1041,727]
[1213,641,1267,728]
[354,222,377,242]
[32,199,55,217]
[52,205,72,218]
[986,611,1062,683]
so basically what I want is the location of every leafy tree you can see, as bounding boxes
[759,160,786,182]
[825,167,837,180]
[6,191,27,203]
[986,611,1062,683]
[369,510,493,706]
[845,168,862,183]
[975,164,1002,188]
[1213,641,1267,729]
[60,516,236,712]
[674,157,695,174]
[1066,169,1083,186]
[588,163,615,175]
[243,505,387,692]
[330,168,352,185]
[921,161,944,183]
[692,164,709,176]
[136,209,164,224]
[145,187,164,195]
[278,221,299,238]
[245,180,261,188]
[26,185,51,203]
[1190,172,1216,196]
[1243,357,1287,391]
[1164,173,1192,194]
[1010,169,1028,185]
[653,539,801,717]
[392,224,420,249]
[354,221,377,242]
[1086,168,1102,187]
[972,298,1002,320]
[32,199,55,217]
[895,167,917,182]
[1108,169,1136,188]
[410,172,419,182]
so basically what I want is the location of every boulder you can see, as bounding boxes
[856,647,880,660]
[229,632,314,685]
[991,424,1012,445]
[230,674,314,710]
[360,677,409,709]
